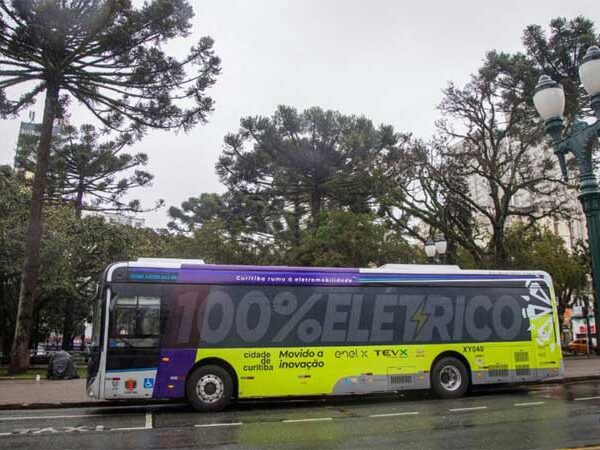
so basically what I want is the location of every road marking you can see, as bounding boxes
[145,412,152,429]
[514,401,546,407]
[0,432,12,436]
[369,412,420,418]
[574,396,600,401]
[282,417,333,423]
[111,426,147,431]
[449,406,488,412]
[0,414,109,421]
[194,423,242,428]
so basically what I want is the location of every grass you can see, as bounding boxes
[0,366,87,380]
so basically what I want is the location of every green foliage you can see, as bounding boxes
[290,211,422,268]
[0,166,181,352]
[504,224,588,315]
[0,0,221,132]
[1,0,221,371]
[521,17,598,122]
[0,166,29,355]
[15,124,161,214]
[216,106,398,235]
[376,16,597,268]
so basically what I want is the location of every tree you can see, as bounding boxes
[168,191,282,240]
[15,123,162,216]
[487,17,599,127]
[376,18,595,268]
[168,192,284,264]
[0,0,221,373]
[216,105,397,249]
[290,210,422,268]
[0,166,28,356]
[376,135,481,265]
[504,224,588,323]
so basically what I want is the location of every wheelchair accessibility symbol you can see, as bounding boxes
[143,378,154,389]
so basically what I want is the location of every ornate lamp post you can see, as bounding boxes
[424,236,447,264]
[533,45,600,352]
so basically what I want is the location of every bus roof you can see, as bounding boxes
[125,258,547,275]
[105,258,550,287]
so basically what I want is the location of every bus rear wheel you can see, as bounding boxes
[431,356,469,399]
[186,365,233,412]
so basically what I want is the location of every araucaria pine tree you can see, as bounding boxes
[0,0,221,373]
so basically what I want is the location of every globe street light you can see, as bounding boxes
[424,238,436,259]
[425,236,447,263]
[435,236,448,256]
[533,45,600,353]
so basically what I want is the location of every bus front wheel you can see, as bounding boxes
[186,365,233,412]
[431,356,469,399]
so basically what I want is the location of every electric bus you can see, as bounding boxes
[87,258,563,411]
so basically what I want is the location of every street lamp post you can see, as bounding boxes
[533,45,600,353]
[425,236,447,264]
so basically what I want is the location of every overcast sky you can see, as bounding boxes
[0,0,597,228]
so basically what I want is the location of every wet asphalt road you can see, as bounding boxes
[1,381,600,450]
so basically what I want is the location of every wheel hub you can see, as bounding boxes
[439,365,461,391]
[196,374,225,403]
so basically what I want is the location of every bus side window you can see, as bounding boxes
[110,296,160,348]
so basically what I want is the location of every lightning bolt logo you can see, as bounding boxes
[411,301,429,338]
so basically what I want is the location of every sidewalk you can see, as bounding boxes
[0,357,598,410]
[562,355,600,379]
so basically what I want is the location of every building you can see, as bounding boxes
[82,211,146,228]
[13,117,147,230]
[463,140,587,252]
[14,116,66,177]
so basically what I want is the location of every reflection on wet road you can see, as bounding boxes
[1,380,600,449]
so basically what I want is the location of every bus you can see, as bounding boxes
[86,258,563,411]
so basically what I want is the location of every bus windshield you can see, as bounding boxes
[90,287,104,349]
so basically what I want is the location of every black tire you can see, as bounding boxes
[431,356,469,399]
[186,365,234,412]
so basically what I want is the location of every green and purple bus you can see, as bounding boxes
[87,258,563,411]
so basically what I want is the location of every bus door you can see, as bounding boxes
[105,283,163,399]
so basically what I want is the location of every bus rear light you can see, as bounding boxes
[167,384,175,389]
[161,357,170,363]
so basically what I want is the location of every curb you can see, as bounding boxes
[547,375,600,384]
[0,376,598,411]
[0,398,181,411]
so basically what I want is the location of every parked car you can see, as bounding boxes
[567,338,599,355]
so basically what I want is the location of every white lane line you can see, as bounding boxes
[0,414,109,421]
[449,406,488,412]
[111,426,146,431]
[282,417,333,423]
[195,422,242,428]
[574,396,600,401]
[0,432,12,436]
[145,412,152,429]
[370,412,420,418]
[514,401,546,407]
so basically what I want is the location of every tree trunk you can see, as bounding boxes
[74,176,85,218]
[292,194,301,247]
[492,224,508,269]
[8,85,59,374]
[310,190,322,229]
[61,298,74,351]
